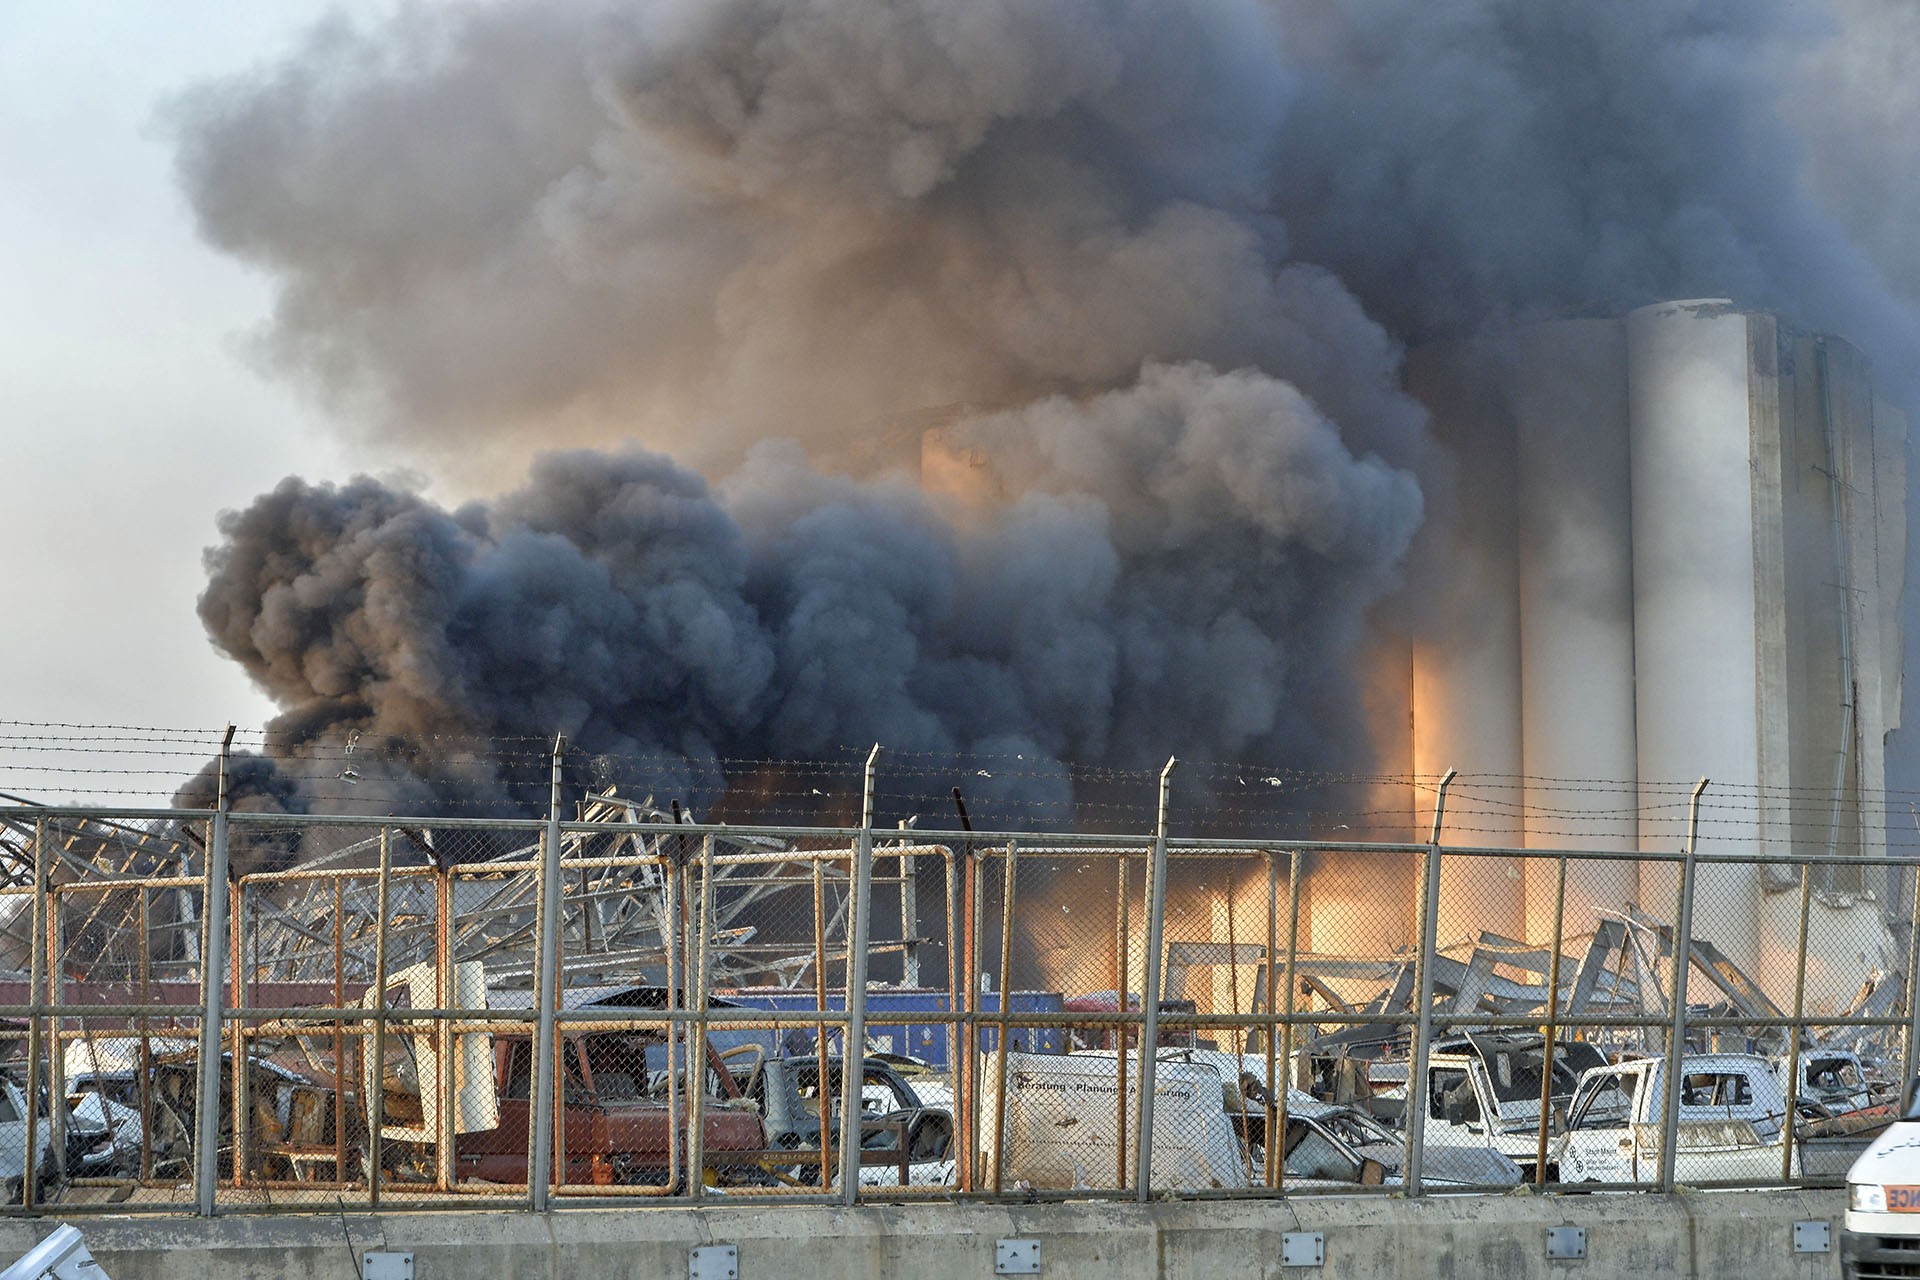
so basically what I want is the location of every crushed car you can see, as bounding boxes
[732,1052,954,1187]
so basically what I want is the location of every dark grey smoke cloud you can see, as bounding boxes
[197,374,1417,818]
[1263,0,1920,381]
[168,0,1920,818]
[168,0,1436,480]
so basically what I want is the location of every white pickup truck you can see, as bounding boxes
[1554,1052,1795,1185]
[1419,1033,1607,1176]
[1778,1048,1875,1117]
[1842,1081,1920,1277]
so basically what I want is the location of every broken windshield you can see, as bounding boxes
[1480,1041,1606,1105]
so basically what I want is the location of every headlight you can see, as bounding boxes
[1852,1183,1888,1212]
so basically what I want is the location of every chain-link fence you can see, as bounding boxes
[1,758,1918,1214]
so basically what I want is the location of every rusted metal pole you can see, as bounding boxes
[141,886,155,1184]
[1223,872,1256,1185]
[24,818,46,1211]
[989,840,1019,1194]
[228,878,245,1190]
[193,724,235,1216]
[660,828,683,1195]
[1262,850,1278,1188]
[48,883,67,1189]
[332,878,344,1188]
[837,744,879,1202]
[1903,861,1920,1096]
[1404,767,1455,1198]
[689,834,715,1201]
[1275,849,1302,1191]
[813,853,832,1191]
[435,865,454,1191]
[368,826,393,1211]
[942,844,960,1183]
[1781,859,1814,1183]
[529,735,565,1209]
[964,836,984,1193]
[1657,777,1709,1193]
[1134,757,1176,1201]
[1115,854,1130,1190]
[1534,855,1567,1185]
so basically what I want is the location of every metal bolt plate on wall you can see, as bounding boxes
[691,1243,739,1280]
[1281,1232,1325,1267]
[362,1254,415,1280]
[1793,1221,1831,1254]
[1546,1227,1587,1260]
[995,1239,1041,1274]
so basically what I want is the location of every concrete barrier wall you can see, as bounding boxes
[0,1192,1843,1280]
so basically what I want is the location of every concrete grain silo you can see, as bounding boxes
[1404,300,1906,1002]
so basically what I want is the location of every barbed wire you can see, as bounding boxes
[8,720,1920,855]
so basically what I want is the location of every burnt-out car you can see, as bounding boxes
[149,1048,361,1185]
[366,968,769,1190]
[734,1053,954,1187]
[448,1025,768,1188]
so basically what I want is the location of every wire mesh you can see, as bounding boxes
[0,754,1917,1211]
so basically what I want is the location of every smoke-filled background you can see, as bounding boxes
[161,0,1920,831]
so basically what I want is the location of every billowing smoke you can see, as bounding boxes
[196,367,1418,821]
[167,0,1920,823]
[168,1,1436,478]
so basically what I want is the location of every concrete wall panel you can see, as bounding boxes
[0,1193,1841,1280]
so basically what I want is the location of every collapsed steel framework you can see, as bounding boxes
[0,791,932,996]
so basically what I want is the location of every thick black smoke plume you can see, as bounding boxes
[197,370,1417,818]
[168,0,1920,821]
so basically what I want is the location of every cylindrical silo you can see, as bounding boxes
[1506,320,1642,943]
[1625,300,1761,974]
[1405,343,1527,948]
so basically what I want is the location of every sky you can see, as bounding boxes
[0,2,371,796]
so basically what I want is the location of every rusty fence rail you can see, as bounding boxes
[0,753,1915,1213]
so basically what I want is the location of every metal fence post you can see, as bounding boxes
[1273,848,1303,1190]
[689,833,715,1201]
[1134,757,1176,1202]
[1403,767,1455,1198]
[838,744,880,1202]
[1781,858,1814,1182]
[1658,777,1708,1193]
[194,724,235,1217]
[1903,862,1920,1091]
[529,734,565,1211]
[368,826,393,1212]
[1534,855,1568,1185]
[1117,854,1132,1191]
[989,840,1019,1194]
[23,818,47,1213]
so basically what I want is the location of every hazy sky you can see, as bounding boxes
[0,3,374,796]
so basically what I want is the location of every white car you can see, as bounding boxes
[1555,1052,1795,1185]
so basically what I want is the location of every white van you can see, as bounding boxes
[1843,1081,1920,1277]
[984,1051,1252,1190]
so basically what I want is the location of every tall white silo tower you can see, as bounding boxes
[1406,300,1906,998]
